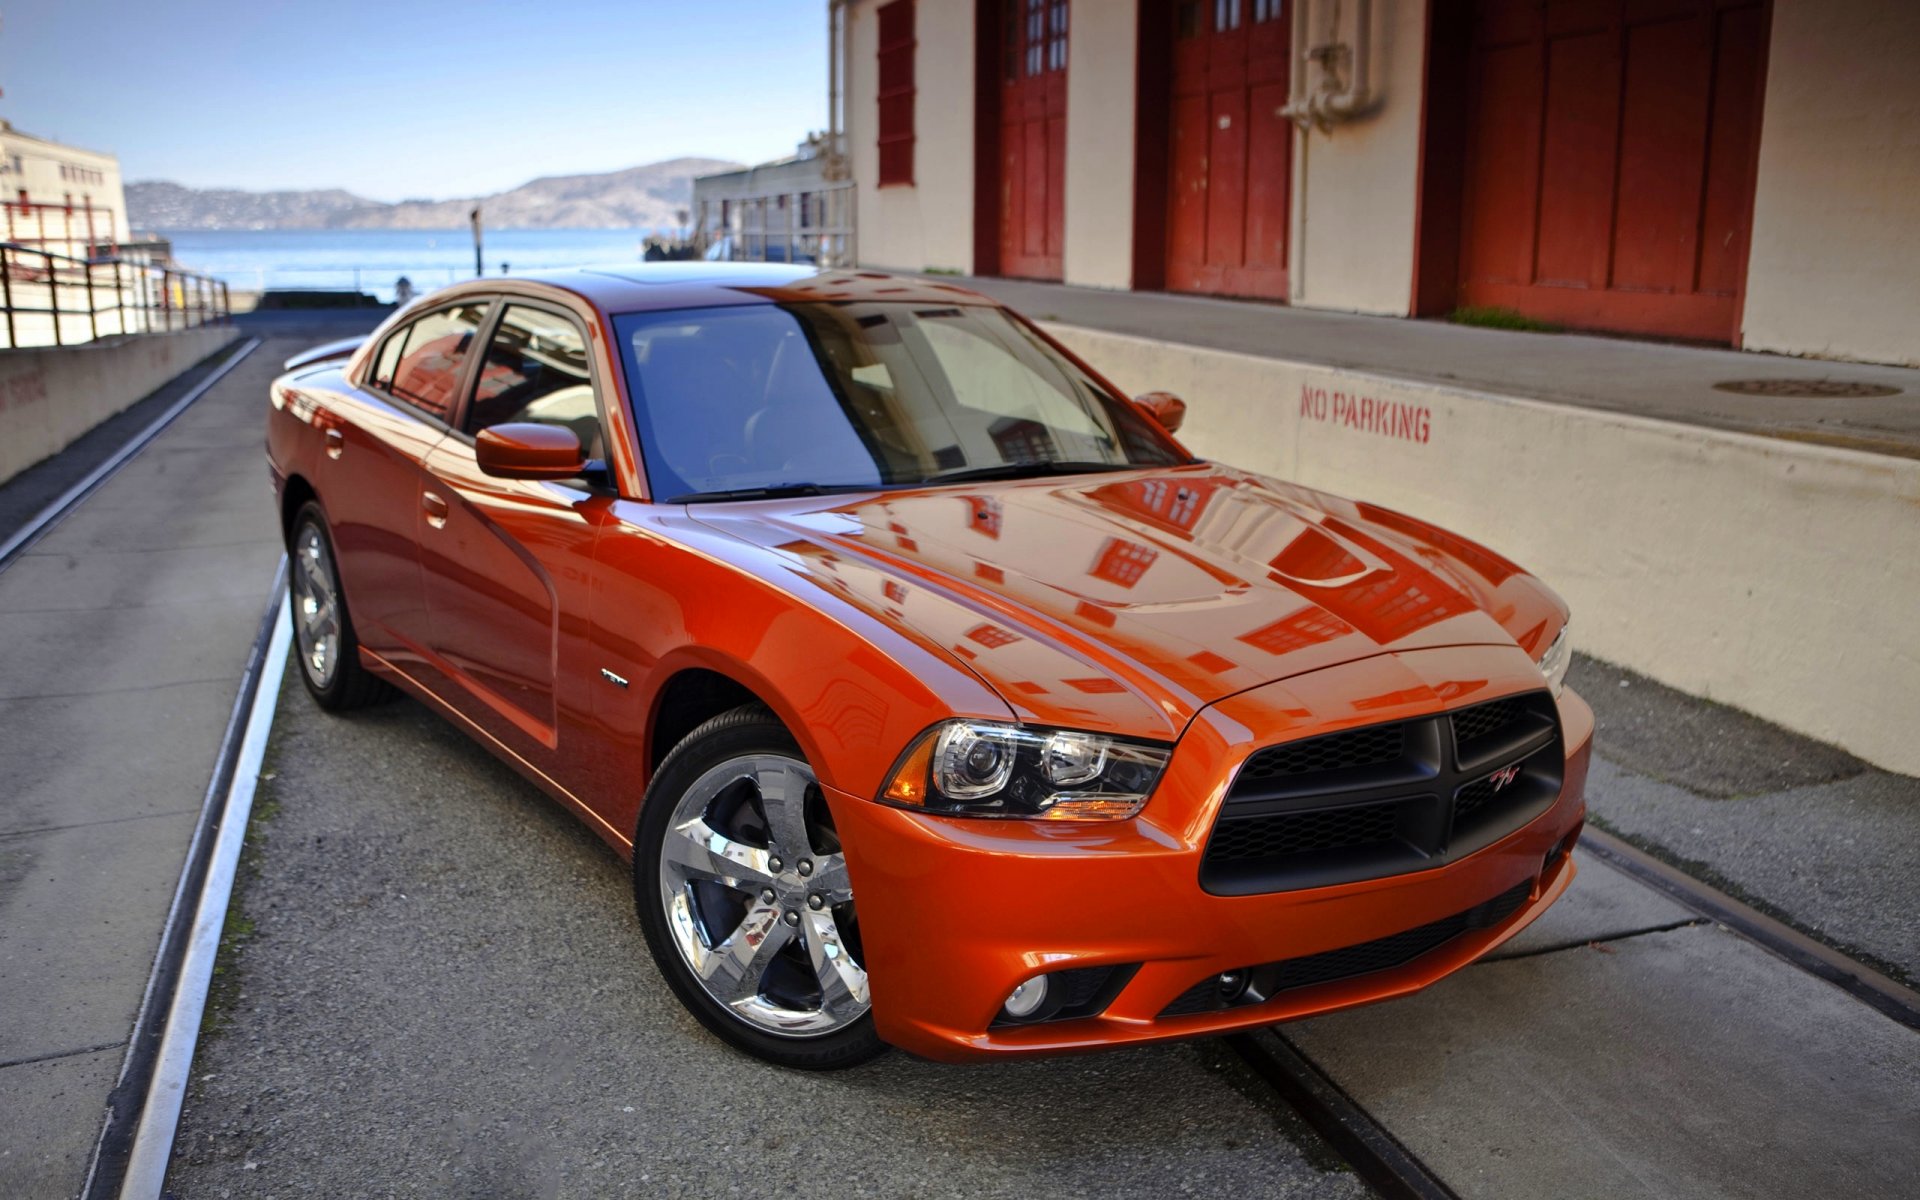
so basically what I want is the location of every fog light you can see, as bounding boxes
[1215,970,1250,1004]
[1001,976,1050,1021]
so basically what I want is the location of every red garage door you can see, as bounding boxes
[1167,0,1292,300]
[999,0,1068,280]
[1457,0,1766,342]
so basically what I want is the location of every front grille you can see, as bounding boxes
[1451,774,1503,822]
[1160,879,1534,1018]
[1235,724,1406,785]
[1451,696,1521,748]
[1207,801,1401,861]
[1270,879,1529,989]
[1201,691,1563,895]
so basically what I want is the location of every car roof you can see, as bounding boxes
[500,263,1001,314]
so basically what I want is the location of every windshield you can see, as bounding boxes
[612,302,1189,500]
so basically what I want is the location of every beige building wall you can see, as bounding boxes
[0,122,128,250]
[847,0,978,274]
[1289,0,1426,317]
[1061,0,1139,291]
[1741,0,1920,367]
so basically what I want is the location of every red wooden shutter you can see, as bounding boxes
[877,0,917,186]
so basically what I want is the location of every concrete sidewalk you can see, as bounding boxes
[958,275,1920,459]
[0,311,379,1198]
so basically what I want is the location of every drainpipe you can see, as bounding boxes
[1281,0,1378,132]
[828,0,845,174]
[1280,0,1315,130]
[1316,0,1374,122]
[827,0,854,266]
[1286,0,1312,303]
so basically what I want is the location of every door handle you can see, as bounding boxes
[422,490,449,529]
[323,427,345,459]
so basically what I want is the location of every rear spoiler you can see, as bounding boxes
[282,337,366,372]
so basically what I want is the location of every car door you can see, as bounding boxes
[321,298,492,666]
[417,299,615,788]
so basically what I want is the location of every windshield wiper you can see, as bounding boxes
[918,460,1139,486]
[669,482,881,503]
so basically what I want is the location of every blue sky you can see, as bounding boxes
[1,0,829,201]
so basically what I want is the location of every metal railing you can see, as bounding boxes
[0,243,230,350]
[2,198,119,259]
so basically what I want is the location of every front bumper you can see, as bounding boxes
[831,645,1592,1061]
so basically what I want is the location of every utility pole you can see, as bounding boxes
[469,206,483,278]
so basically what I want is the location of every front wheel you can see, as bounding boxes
[288,501,395,711]
[635,704,886,1070]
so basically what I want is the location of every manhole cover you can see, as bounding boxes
[1713,379,1902,398]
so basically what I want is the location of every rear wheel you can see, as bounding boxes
[288,501,395,711]
[635,704,885,1070]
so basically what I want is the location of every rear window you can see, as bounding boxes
[386,301,491,421]
[370,328,407,391]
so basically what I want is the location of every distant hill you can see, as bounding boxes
[128,157,743,231]
[126,181,378,230]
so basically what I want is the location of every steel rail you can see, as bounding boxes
[1229,1031,1459,1200]
[1579,826,1920,1032]
[79,566,290,1200]
[0,336,260,573]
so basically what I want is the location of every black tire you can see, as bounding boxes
[287,501,396,711]
[635,704,888,1070]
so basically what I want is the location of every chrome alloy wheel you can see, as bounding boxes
[292,523,342,689]
[657,754,869,1037]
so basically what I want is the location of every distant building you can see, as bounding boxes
[693,134,854,267]
[0,119,129,258]
[833,0,1919,367]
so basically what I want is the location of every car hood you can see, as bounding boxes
[690,463,1565,741]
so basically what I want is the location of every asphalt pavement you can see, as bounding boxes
[164,673,1370,1200]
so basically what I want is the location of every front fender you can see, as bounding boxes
[587,506,1015,838]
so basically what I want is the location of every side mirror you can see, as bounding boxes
[1134,391,1188,435]
[475,423,587,480]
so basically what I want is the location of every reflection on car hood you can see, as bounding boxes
[690,463,1565,740]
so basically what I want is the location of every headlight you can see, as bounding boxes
[881,720,1172,820]
[1537,623,1571,697]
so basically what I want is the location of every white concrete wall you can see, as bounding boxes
[1290,0,1427,317]
[1742,0,1920,367]
[1061,0,1140,291]
[1044,322,1920,776]
[0,326,238,485]
[847,0,978,274]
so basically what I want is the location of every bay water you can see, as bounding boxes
[164,228,668,303]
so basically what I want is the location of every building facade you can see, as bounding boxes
[693,139,855,267]
[0,119,129,258]
[838,0,1919,366]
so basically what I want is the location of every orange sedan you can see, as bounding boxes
[268,264,1587,1069]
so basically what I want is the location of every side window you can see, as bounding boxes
[467,306,603,458]
[370,326,409,391]
[387,301,491,421]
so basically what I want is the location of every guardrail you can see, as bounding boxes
[0,242,230,349]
